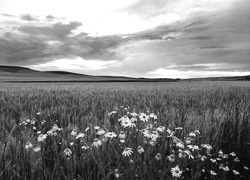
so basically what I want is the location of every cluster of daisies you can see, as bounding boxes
[19,108,249,179]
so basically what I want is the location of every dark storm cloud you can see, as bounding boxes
[0,15,126,65]
[0,34,56,65]
[18,21,82,40]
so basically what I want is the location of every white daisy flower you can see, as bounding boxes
[118,131,126,139]
[171,165,182,178]
[33,146,41,152]
[92,138,102,147]
[38,134,47,142]
[64,148,72,156]
[137,146,144,154]
[122,147,133,156]
[96,129,106,135]
[156,126,165,133]
[130,112,138,117]
[234,157,240,162]
[210,170,217,175]
[94,126,100,130]
[25,142,33,150]
[71,129,77,136]
[189,132,196,137]
[155,153,162,160]
[230,152,236,156]
[139,113,149,122]
[232,170,240,175]
[105,132,117,139]
[168,154,175,162]
[76,133,85,139]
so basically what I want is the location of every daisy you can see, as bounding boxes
[94,126,100,130]
[155,153,162,160]
[149,140,156,146]
[121,118,136,128]
[232,170,240,175]
[185,137,193,144]
[167,129,175,136]
[194,130,200,134]
[118,131,126,139]
[139,113,149,122]
[187,145,199,151]
[71,129,77,136]
[76,133,85,139]
[38,134,47,142]
[183,149,194,159]
[25,142,33,150]
[176,142,184,149]
[230,152,236,156]
[33,146,41,152]
[122,147,133,156]
[96,129,106,135]
[130,112,138,117]
[151,131,160,139]
[137,146,144,154]
[171,165,182,178]
[210,170,217,175]
[118,116,130,122]
[64,148,72,156]
[201,144,212,150]
[189,132,196,137]
[218,150,223,155]
[210,158,216,163]
[219,164,229,171]
[234,157,240,162]
[149,113,157,120]
[31,120,36,125]
[146,124,153,129]
[92,138,102,147]
[201,155,207,161]
[81,146,90,150]
[156,126,165,133]
[244,166,249,170]
[130,117,137,123]
[178,150,187,158]
[52,124,60,131]
[108,111,117,116]
[105,132,117,139]
[168,154,175,162]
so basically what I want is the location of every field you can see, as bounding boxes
[0,81,250,179]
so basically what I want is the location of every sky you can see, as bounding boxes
[0,0,250,78]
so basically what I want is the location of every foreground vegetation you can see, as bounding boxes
[0,81,250,179]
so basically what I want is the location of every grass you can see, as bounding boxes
[0,81,250,179]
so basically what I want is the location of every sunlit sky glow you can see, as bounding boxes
[0,0,250,78]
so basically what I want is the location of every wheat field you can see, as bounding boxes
[0,81,250,179]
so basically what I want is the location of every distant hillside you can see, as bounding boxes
[1,65,249,82]
[0,65,179,82]
[184,75,250,81]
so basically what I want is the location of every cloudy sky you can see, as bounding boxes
[0,0,250,78]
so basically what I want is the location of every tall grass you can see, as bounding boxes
[0,81,250,179]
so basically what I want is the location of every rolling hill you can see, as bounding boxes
[0,65,249,82]
[0,65,179,82]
